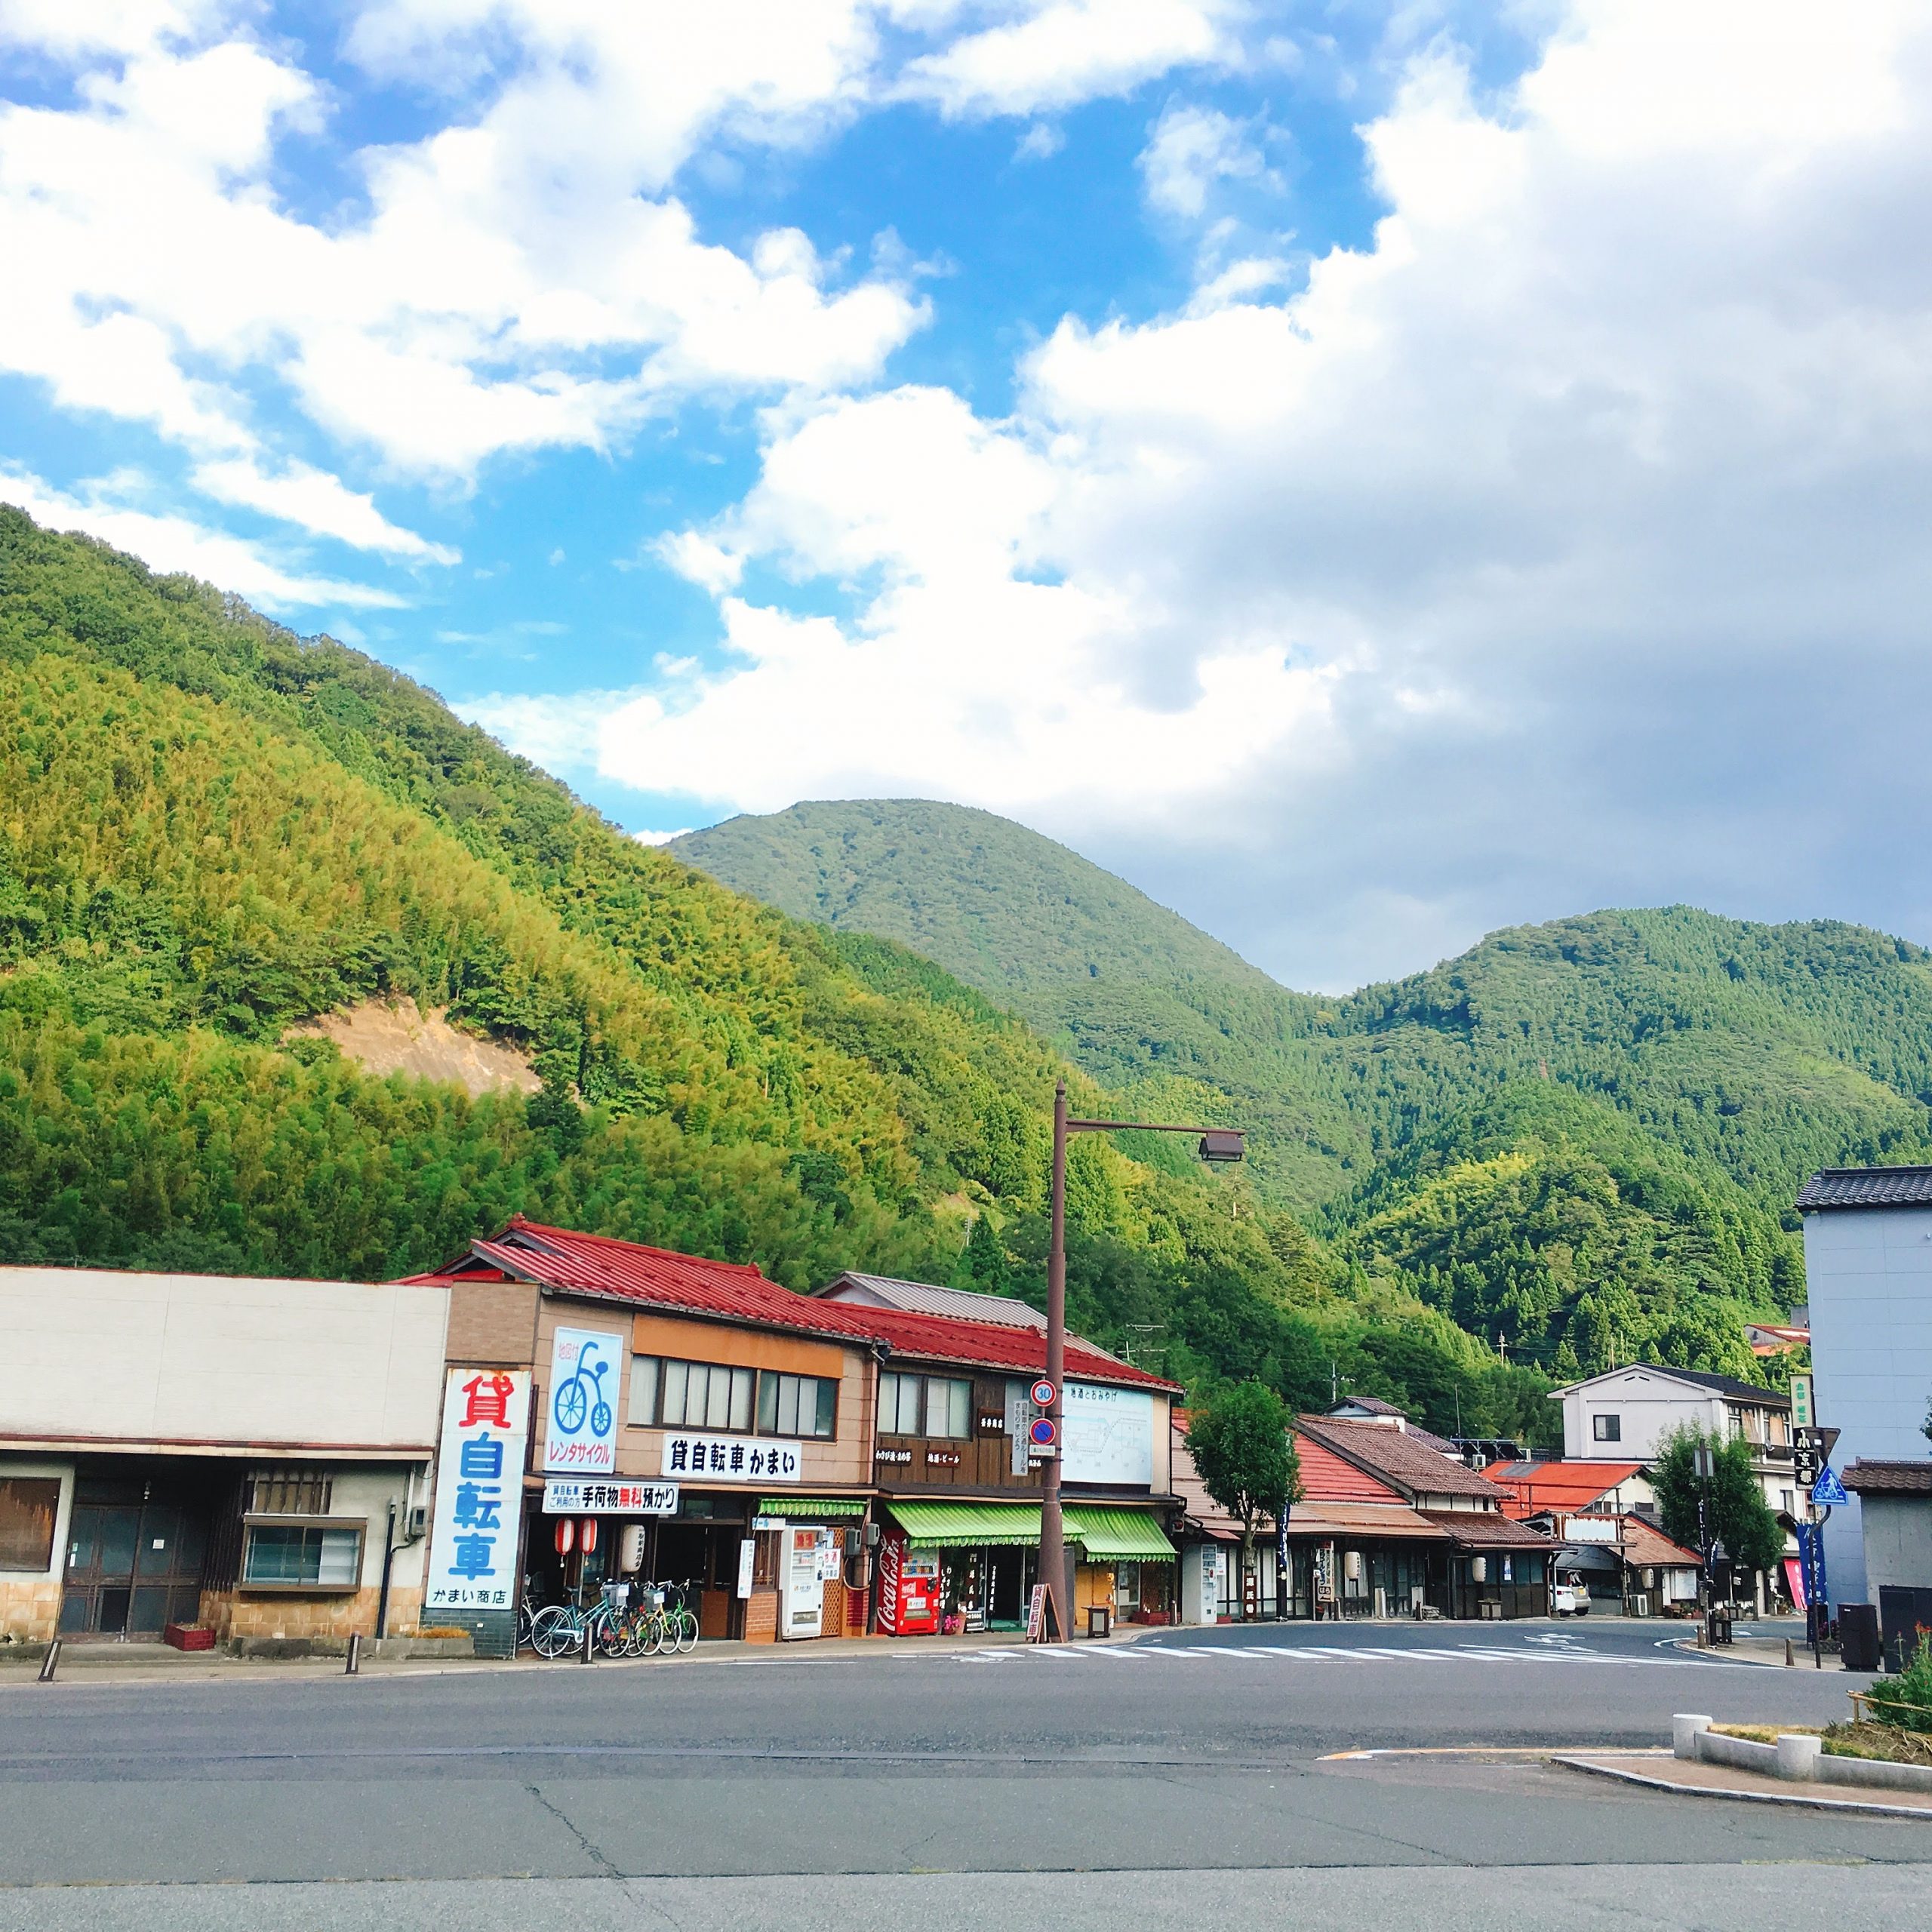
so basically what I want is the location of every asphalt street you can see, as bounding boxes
[2,1618,1920,1930]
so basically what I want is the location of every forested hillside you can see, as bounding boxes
[0,506,1546,1441]
[680,802,1932,1383]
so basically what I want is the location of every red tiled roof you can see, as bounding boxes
[1420,1510,1556,1551]
[1295,1433,1404,1506]
[1616,1515,1702,1567]
[1293,1415,1499,1501]
[1484,1460,1644,1520]
[403,1219,1179,1392]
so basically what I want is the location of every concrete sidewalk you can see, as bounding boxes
[0,1621,1168,1688]
[1557,1748,1932,1819]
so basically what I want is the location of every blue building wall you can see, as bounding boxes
[1800,1204,1932,1607]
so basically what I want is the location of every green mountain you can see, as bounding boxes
[676,801,1932,1382]
[0,504,1552,1440]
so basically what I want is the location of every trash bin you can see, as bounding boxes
[1839,1601,1881,1673]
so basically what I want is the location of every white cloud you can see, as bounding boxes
[191,458,459,564]
[513,0,1932,989]
[1,468,405,610]
[0,0,224,59]
[632,826,695,845]
[0,14,927,503]
[901,0,1239,118]
[1137,101,1279,218]
[1013,122,1064,162]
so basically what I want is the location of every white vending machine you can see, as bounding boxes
[780,1525,830,1639]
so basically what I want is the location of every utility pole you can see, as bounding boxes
[1038,1078,1243,1642]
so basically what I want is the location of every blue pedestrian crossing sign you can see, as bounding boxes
[1811,1466,1847,1507]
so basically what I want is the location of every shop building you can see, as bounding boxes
[408,1224,1183,1646]
[406,1221,881,1651]
[856,1308,1181,1635]
[1294,1411,1554,1618]
[0,1266,448,1645]
[1174,1417,1457,1622]
[1169,1402,1555,1623]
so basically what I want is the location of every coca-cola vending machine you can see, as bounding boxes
[875,1530,940,1635]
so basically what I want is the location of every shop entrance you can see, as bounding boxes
[60,1473,211,1638]
[655,1515,747,1640]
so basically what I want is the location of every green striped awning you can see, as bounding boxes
[758,1497,868,1518]
[1063,1505,1177,1561]
[888,1501,1042,1548]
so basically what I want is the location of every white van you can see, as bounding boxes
[1552,1571,1592,1617]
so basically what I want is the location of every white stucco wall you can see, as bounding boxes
[1803,1206,1932,1607]
[0,1268,451,1453]
[1557,1371,1727,1462]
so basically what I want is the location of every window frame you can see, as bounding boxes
[758,1371,838,1441]
[0,1475,62,1575]
[238,1516,367,1594]
[637,1356,757,1434]
[1590,1413,1622,1443]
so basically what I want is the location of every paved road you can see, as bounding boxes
[2,1619,1918,1929]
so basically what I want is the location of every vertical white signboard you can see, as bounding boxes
[543,1325,623,1474]
[426,1368,531,1613]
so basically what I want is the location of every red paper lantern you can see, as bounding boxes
[555,1518,574,1556]
[579,1517,598,1555]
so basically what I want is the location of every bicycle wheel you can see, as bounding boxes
[673,1607,699,1654]
[530,1606,575,1660]
[554,1378,586,1432]
[590,1399,612,1436]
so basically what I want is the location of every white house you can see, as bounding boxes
[1549,1366,1796,1518]
[1796,1168,1932,1610]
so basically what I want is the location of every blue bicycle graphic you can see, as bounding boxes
[553,1343,612,1438]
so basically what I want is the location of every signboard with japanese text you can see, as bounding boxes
[1063,1382,1154,1486]
[425,1368,531,1613]
[661,1433,802,1483]
[542,1480,678,1515]
[543,1326,623,1474]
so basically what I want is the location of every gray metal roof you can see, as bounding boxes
[817,1272,1048,1330]
[1796,1166,1932,1211]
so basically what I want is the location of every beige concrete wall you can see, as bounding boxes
[525,1297,874,1493]
[0,1269,450,1451]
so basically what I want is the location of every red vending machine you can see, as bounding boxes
[876,1531,941,1635]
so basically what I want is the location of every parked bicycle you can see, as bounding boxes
[528,1589,626,1660]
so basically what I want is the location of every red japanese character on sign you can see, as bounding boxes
[460,1372,517,1429]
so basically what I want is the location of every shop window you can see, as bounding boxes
[928,1377,971,1440]
[759,1373,837,1439]
[627,1355,661,1426]
[0,1476,60,1572]
[1116,1561,1141,1611]
[878,1371,924,1435]
[877,1372,971,1438]
[242,1522,363,1589]
[1592,1414,1621,1443]
[249,1471,332,1515]
[657,1359,755,1432]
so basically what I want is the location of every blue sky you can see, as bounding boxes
[4,3,1930,991]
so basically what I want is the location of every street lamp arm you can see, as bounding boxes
[1065,1118,1232,1135]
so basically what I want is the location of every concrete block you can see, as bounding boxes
[1774,1734,1821,1781]
[1672,1713,1712,1760]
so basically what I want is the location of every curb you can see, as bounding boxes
[1552,1753,1932,1820]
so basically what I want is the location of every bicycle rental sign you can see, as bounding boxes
[425,1367,533,1614]
[543,1325,623,1475]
